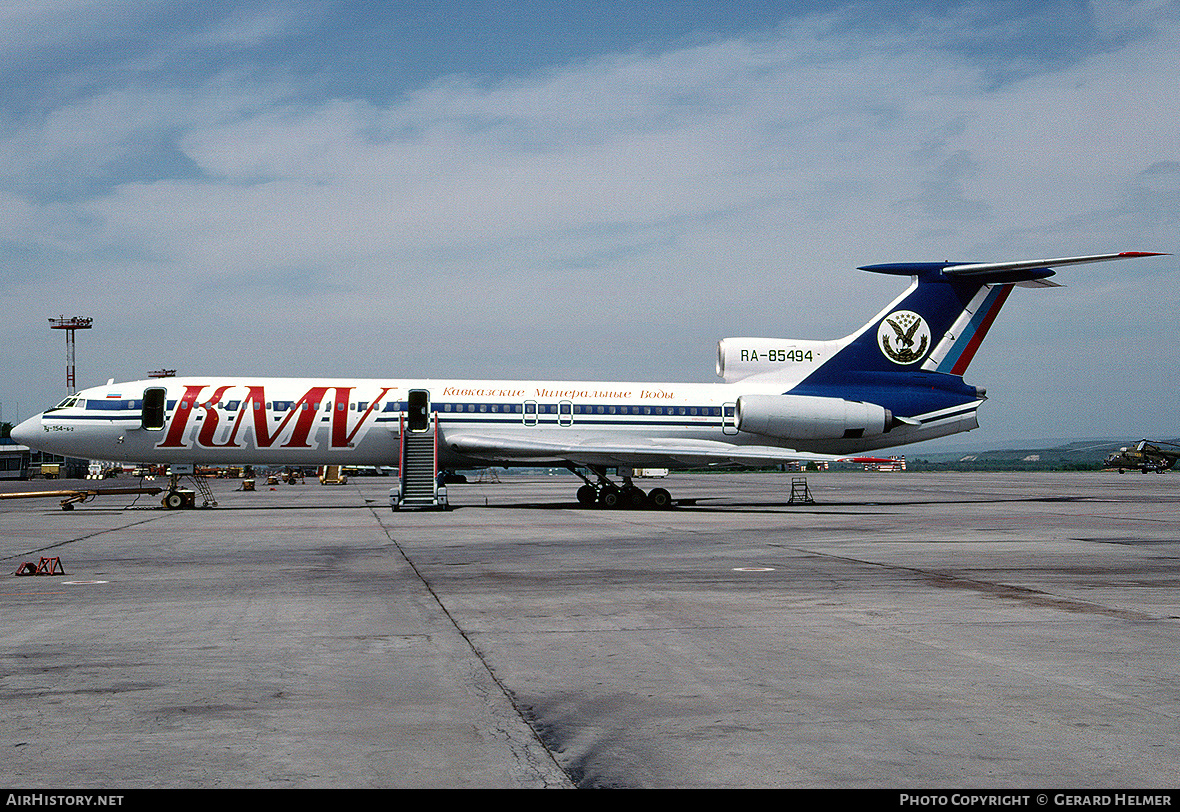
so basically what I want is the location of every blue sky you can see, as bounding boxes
[1,0,1177,447]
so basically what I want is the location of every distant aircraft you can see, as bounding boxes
[11,251,1165,509]
[1104,440,1180,474]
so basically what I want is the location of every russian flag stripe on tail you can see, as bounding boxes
[923,283,1014,376]
[948,284,1012,375]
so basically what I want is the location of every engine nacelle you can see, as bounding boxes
[716,337,834,383]
[736,394,892,441]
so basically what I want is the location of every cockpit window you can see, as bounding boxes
[46,395,80,412]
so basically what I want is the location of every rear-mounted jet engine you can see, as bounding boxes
[735,394,892,441]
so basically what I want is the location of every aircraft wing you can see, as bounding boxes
[443,432,893,468]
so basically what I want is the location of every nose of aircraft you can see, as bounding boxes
[10,415,41,447]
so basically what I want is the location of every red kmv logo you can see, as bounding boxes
[157,385,393,449]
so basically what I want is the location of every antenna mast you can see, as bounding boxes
[48,316,93,394]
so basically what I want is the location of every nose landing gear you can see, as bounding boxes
[161,471,218,508]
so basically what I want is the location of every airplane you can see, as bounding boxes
[11,251,1165,510]
[1104,440,1180,474]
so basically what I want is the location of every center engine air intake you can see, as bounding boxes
[716,337,834,383]
[736,394,892,441]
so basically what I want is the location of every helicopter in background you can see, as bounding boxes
[1104,440,1180,474]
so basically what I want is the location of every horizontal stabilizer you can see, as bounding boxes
[860,251,1167,284]
[941,251,1167,275]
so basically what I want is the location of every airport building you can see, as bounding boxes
[0,437,87,479]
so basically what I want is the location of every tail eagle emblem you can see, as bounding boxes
[878,310,930,365]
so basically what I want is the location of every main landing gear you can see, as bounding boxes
[567,464,673,510]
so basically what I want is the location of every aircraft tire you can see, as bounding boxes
[164,491,184,510]
[648,488,672,510]
[576,485,597,506]
[599,487,621,509]
[626,488,648,509]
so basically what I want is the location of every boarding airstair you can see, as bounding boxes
[393,395,449,510]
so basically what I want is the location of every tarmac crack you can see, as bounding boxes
[790,547,1158,621]
[367,506,575,788]
[1,513,173,563]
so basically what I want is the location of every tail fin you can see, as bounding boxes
[789,252,1165,415]
[838,252,1164,377]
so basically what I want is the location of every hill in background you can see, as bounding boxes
[903,438,1180,472]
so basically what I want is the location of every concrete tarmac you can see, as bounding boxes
[1,471,1177,788]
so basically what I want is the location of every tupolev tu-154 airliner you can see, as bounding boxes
[12,251,1165,509]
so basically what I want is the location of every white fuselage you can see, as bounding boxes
[15,375,974,469]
